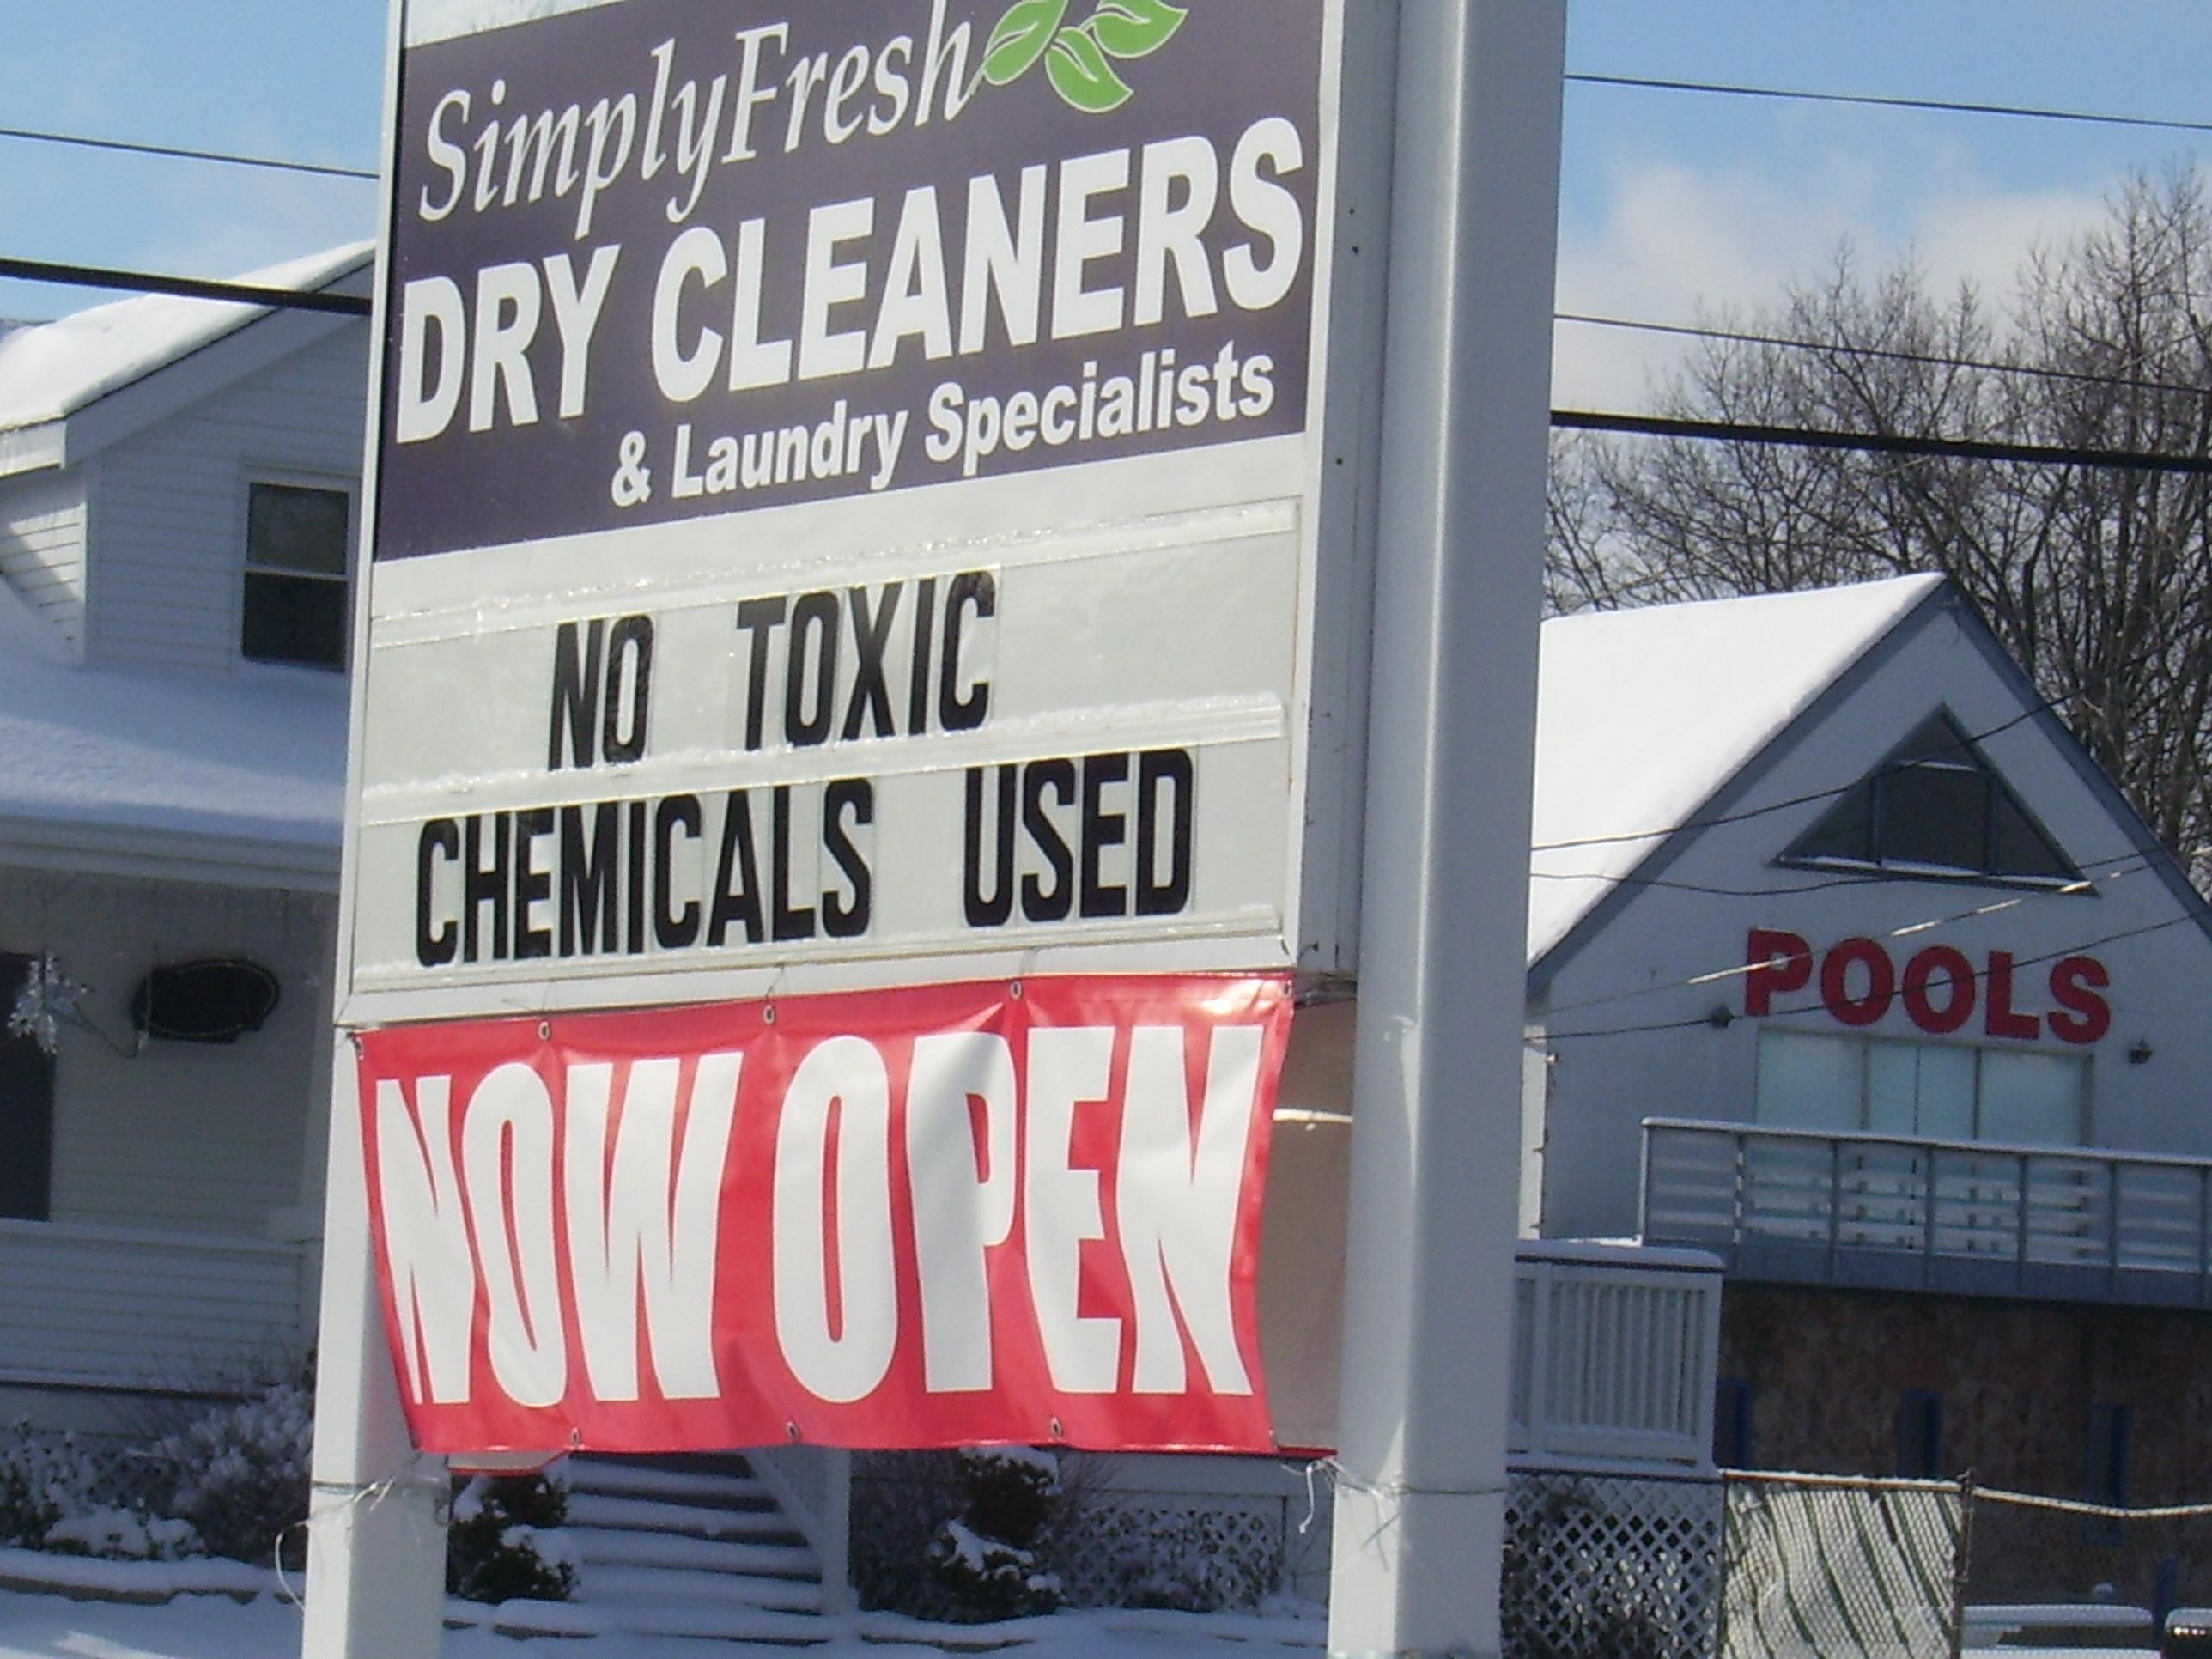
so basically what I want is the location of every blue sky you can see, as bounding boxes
[3,1,2209,409]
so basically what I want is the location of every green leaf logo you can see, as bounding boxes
[982,0,1070,87]
[1045,23,1135,113]
[1087,0,1187,59]
[977,0,1185,113]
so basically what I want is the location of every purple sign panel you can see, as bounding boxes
[377,0,1326,561]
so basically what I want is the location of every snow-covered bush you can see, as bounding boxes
[926,1518,1057,1619]
[42,1507,199,1562]
[446,1471,575,1604]
[0,1425,100,1547]
[1108,1510,1271,1613]
[140,1377,312,1566]
[923,1447,1064,1621]
[850,1449,966,1614]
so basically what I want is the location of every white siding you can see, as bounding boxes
[1530,606,2212,1241]
[88,326,367,673]
[0,465,88,651]
[0,866,335,1238]
[0,1220,304,1390]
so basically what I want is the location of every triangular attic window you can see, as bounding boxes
[1783,712,2081,885]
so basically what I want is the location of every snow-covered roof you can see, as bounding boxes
[0,244,372,437]
[0,581,344,886]
[1528,574,1946,965]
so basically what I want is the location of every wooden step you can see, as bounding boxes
[564,1526,817,1580]
[564,1489,805,1543]
[582,1561,825,1615]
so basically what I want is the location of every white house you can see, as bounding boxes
[0,247,368,1431]
[1522,574,2212,1507]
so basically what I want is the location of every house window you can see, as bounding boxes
[1756,1029,2087,1146]
[1896,1389,1945,1479]
[1784,712,2080,886]
[0,953,55,1221]
[2086,1402,2131,1506]
[1715,1378,1755,1469]
[242,481,349,670]
[2085,1402,2131,1545]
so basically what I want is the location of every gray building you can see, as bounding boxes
[1522,574,2212,1509]
[0,247,368,1430]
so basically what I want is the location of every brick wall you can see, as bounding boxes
[1719,1284,2212,1503]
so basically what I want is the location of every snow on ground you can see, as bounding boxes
[0,1588,2173,1656]
[0,1590,1330,1659]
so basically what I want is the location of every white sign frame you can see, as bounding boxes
[337,0,1382,1024]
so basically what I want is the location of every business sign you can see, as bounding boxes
[1742,927,2113,1043]
[380,0,1318,553]
[347,0,1349,1015]
[357,973,1291,1453]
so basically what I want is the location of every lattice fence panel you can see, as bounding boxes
[1504,1471,1723,1659]
[0,1426,171,1533]
[1049,1489,1286,1610]
[849,1451,1290,1617]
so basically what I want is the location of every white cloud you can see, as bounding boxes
[131,169,376,288]
[1908,186,2106,313]
[1553,160,1869,410]
[1552,155,2118,413]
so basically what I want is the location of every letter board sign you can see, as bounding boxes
[344,0,1364,1020]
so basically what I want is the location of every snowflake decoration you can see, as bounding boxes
[9,953,86,1057]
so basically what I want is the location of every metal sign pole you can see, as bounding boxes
[1327,4,1565,1656]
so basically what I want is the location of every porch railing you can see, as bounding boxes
[746,1443,852,1613]
[1641,1117,2212,1306]
[1509,1239,1723,1471]
[0,1217,307,1394]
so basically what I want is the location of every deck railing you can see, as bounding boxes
[1509,1239,1723,1471]
[1641,1117,2212,1306]
[0,1218,307,1394]
[747,1443,852,1613]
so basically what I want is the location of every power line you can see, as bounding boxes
[1533,869,1879,900]
[1538,867,2001,902]
[1552,408,2212,476]
[1555,311,2212,403]
[0,258,370,318]
[0,275,2203,475]
[1532,688,2087,855]
[1566,71,2212,140]
[1540,852,2154,1024]
[0,124,376,182]
[3,77,2191,185]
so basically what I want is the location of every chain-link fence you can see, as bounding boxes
[1502,1469,2212,1657]
[1716,1473,1960,1659]
[1964,1486,2212,1615]
[848,1452,2212,1651]
[1706,1474,2212,1657]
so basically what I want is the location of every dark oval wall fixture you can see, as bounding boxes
[132,959,281,1044]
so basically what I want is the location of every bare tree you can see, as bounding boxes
[1552,172,2212,869]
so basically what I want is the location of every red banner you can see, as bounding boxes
[356,975,1290,1456]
